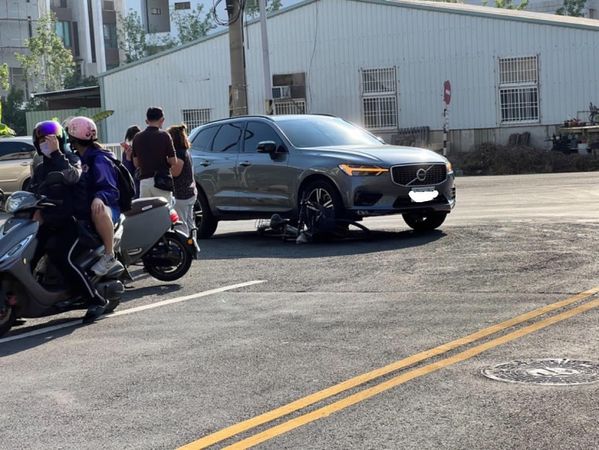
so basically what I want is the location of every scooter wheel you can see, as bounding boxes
[104,298,120,315]
[0,305,16,338]
[142,233,192,282]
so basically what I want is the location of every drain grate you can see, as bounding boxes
[482,359,599,386]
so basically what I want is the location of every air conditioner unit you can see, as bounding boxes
[272,86,291,99]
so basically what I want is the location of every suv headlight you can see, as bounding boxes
[339,164,389,176]
[446,161,453,174]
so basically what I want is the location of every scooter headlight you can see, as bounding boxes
[0,234,35,263]
[5,191,37,214]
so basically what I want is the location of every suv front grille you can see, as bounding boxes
[391,164,447,186]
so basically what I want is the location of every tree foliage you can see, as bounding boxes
[172,5,216,44]
[14,13,75,93]
[480,0,528,9]
[244,0,283,18]
[118,7,216,63]
[118,10,149,63]
[0,87,26,136]
[0,63,8,91]
[556,0,586,16]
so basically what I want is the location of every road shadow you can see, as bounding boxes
[0,284,181,357]
[200,228,446,260]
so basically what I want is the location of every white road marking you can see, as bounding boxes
[0,280,267,344]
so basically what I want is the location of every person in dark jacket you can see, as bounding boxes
[120,125,140,197]
[28,120,107,323]
[66,116,121,277]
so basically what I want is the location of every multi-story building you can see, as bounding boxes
[0,1,46,96]
[126,0,208,35]
[0,0,125,99]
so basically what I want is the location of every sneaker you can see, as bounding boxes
[91,253,118,276]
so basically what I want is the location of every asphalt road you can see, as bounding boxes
[1,172,599,450]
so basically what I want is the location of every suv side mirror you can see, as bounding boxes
[256,141,278,154]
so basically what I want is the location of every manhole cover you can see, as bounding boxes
[482,359,599,386]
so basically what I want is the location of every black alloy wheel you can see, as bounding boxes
[143,233,192,282]
[402,211,447,231]
[300,179,347,236]
[194,190,218,239]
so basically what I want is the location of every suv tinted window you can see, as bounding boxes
[243,121,283,153]
[212,123,242,153]
[0,141,35,161]
[191,126,218,152]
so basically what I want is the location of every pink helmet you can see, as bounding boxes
[67,116,98,141]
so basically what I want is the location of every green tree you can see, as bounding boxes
[481,0,528,9]
[118,10,149,63]
[244,0,283,18]
[0,63,9,91]
[557,0,586,15]
[172,4,216,44]
[65,73,98,89]
[14,13,75,93]
[0,87,27,136]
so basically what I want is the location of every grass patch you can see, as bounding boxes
[450,143,599,176]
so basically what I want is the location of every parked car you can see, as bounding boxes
[189,114,455,238]
[0,136,35,194]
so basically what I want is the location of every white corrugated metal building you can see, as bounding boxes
[99,0,599,152]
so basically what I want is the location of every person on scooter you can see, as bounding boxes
[28,120,108,323]
[66,116,121,277]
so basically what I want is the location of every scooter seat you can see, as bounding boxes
[124,197,169,217]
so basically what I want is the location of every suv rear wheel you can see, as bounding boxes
[403,211,447,231]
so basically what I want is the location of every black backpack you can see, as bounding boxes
[94,152,136,212]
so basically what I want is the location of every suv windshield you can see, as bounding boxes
[276,117,383,148]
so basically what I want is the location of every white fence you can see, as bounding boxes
[104,143,123,160]
[274,99,306,115]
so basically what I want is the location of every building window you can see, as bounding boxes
[175,2,192,9]
[182,109,211,130]
[55,21,72,47]
[51,0,67,8]
[498,56,539,124]
[103,23,117,49]
[103,1,115,10]
[361,67,398,130]
[274,99,306,115]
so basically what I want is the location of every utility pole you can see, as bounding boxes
[226,0,248,117]
[259,0,273,115]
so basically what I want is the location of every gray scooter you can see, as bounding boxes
[0,189,198,337]
[0,188,125,338]
[117,197,198,282]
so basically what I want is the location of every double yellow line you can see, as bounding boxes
[180,287,599,449]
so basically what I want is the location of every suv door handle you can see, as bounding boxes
[200,160,212,167]
[239,161,251,167]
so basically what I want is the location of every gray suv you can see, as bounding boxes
[190,114,455,238]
